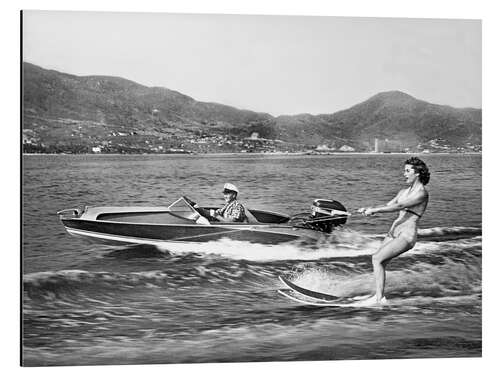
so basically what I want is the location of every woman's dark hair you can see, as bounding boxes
[405,157,430,185]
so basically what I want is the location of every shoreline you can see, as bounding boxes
[22,151,482,156]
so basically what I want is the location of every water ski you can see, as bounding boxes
[278,275,375,306]
[278,275,339,302]
[278,289,358,307]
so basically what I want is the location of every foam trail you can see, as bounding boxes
[418,226,481,236]
[154,226,481,262]
[418,226,481,241]
[155,236,381,262]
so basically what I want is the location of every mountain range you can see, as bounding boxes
[22,62,481,153]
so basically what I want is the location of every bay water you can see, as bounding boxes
[22,153,482,365]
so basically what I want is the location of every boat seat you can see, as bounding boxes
[247,209,290,224]
[244,207,260,224]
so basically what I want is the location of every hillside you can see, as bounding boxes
[275,91,481,149]
[23,62,272,127]
[22,63,481,153]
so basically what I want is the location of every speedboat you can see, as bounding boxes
[57,197,348,246]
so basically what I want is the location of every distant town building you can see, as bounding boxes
[316,144,334,152]
[339,145,355,152]
[152,109,160,120]
[377,139,405,153]
[250,132,259,140]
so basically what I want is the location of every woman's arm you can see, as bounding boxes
[364,190,427,216]
[358,189,403,214]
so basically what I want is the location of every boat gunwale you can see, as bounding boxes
[60,205,292,226]
[61,216,297,229]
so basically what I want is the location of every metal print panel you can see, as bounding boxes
[21,10,481,366]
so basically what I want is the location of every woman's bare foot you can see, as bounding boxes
[352,295,387,306]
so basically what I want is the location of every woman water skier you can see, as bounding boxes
[356,157,430,306]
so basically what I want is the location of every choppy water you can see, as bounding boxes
[22,153,482,366]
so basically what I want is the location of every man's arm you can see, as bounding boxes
[215,203,246,222]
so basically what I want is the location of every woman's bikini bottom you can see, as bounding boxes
[388,224,417,248]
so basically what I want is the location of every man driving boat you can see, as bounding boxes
[187,183,247,223]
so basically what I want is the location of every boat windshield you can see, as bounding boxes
[167,197,200,221]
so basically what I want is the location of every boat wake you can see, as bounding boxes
[23,226,481,306]
[23,233,482,312]
[151,225,481,262]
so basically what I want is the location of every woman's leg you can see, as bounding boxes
[372,237,413,301]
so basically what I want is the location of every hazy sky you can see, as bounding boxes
[23,11,481,116]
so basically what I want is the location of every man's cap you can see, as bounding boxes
[222,183,239,194]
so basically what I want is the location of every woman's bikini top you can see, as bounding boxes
[404,208,422,218]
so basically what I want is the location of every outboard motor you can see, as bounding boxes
[290,199,348,233]
[308,199,348,233]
